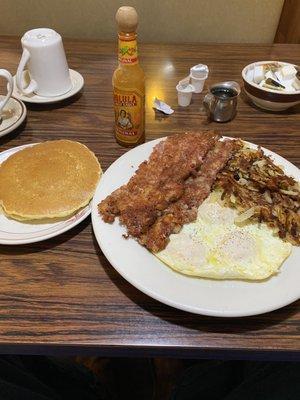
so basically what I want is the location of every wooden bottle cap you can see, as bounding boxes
[115,6,138,33]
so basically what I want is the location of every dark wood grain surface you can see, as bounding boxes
[274,0,300,43]
[0,37,299,359]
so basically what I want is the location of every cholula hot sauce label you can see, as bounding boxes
[113,88,145,145]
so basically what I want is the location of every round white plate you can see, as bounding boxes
[0,144,91,245]
[0,96,26,138]
[92,137,300,317]
[12,69,84,104]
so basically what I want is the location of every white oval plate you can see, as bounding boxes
[0,96,27,138]
[92,137,300,317]
[12,69,84,104]
[0,144,91,245]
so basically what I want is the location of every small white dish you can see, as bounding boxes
[0,144,91,245]
[242,61,300,111]
[92,137,300,317]
[12,69,84,104]
[0,96,26,138]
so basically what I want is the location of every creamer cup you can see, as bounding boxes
[176,82,194,106]
[190,75,206,93]
[190,64,209,79]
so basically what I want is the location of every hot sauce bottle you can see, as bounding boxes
[113,6,145,147]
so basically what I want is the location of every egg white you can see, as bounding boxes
[155,192,292,280]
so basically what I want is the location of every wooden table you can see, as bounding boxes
[0,37,299,360]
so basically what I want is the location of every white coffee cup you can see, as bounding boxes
[0,69,13,115]
[16,28,72,97]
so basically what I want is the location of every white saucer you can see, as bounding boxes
[12,69,84,104]
[0,143,91,245]
[0,96,26,138]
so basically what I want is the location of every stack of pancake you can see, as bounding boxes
[0,140,101,221]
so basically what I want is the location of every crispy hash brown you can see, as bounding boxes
[215,143,300,246]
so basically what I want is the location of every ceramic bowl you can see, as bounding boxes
[242,61,300,111]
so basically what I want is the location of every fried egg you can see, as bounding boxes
[155,191,292,280]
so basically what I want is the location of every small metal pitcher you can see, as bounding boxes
[203,81,241,122]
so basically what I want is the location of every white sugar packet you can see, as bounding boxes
[153,97,174,114]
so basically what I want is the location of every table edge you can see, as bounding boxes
[0,343,299,361]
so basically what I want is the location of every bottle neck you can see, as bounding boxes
[118,32,138,66]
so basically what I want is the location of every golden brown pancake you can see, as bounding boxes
[0,140,101,220]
